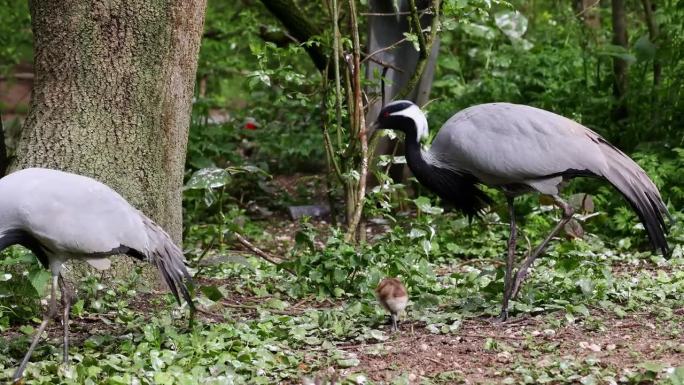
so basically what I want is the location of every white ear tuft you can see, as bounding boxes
[390,103,429,140]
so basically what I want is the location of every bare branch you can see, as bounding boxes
[345,0,369,243]
[361,36,410,64]
[233,232,295,275]
[408,0,428,59]
[397,0,441,100]
[574,0,600,17]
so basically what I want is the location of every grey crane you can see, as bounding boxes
[373,101,671,320]
[0,167,194,382]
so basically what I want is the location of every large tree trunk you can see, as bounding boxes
[366,0,439,184]
[0,110,6,177]
[611,0,629,121]
[11,1,206,277]
[640,0,660,85]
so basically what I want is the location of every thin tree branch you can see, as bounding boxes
[332,0,344,152]
[396,0,440,100]
[364,56,405,73]
[574,0,600,17]
[233,232,295,275]
[408,0,428,59]
[361,36,410,64]
[360,11,412,16]
[345,0,369,243]
[193,234,218,276]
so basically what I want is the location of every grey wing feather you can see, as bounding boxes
[139,216,195,310]
[429,103,611,185]
[0,168,195,306]
[429,103,670,254]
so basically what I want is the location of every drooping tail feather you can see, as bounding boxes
[599,144,671,255]
[142,218,195,311]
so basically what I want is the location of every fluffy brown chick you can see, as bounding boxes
[376,277,409,332]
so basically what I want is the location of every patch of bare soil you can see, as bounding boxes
[337,312,683,383]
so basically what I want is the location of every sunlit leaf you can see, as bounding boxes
[494,10,528,40]
[185,167,231,190]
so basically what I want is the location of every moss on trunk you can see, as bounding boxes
[12,0,206,281]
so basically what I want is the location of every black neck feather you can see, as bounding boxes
[404,136,491,218]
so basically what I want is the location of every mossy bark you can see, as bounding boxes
[11,0,206,280]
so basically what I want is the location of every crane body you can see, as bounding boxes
[375,101,670,319]
[0,167,194,382]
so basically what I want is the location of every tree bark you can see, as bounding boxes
[640,0,660,85]
[0,110,6,177]
[12,0,206,276]
[365,0,439,184]
[611,0,629,121]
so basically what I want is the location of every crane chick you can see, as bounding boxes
[376,277,408,332]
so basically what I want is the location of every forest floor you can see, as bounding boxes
[1,173,683,384]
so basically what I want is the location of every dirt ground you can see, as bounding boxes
[4,298,682,384]
[327,311,683,383]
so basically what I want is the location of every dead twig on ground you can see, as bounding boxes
[220,300,304,316]
[233,231,296,275]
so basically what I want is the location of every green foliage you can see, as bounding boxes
[193,1,325,176]
[430,0,684,150]
[3,1,684,383]
[0,248,46,328]
[0,0,31,74]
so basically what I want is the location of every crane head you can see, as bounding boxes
[374,100,429,142]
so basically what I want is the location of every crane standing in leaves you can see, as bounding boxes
[373,101,671,320]
[0,168,195,382]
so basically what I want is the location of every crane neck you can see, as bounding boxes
[403,133,434,185]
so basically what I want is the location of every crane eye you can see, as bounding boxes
[383,111,390,118]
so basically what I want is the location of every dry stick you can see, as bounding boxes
[453,259,505,269]
[458,333,527,340]
[195,307,225,320]
[193,234,218,276]
[220,301,301,316]
[425,356,449,367]
[337,335,420,350]
[332,0,344,152]
[345,0,369,243]
[381,66,390,105]
[360,11,412,16]
[365,56,404,73]
[233,232,295,275]
[574,0,600,18]
[361,36,410,64]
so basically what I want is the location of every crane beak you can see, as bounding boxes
[368,121,380,131]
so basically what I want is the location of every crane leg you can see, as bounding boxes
[12,274,59,383]
[510,195,574,300]
[59,275,73,366]
[499,195,517,321]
